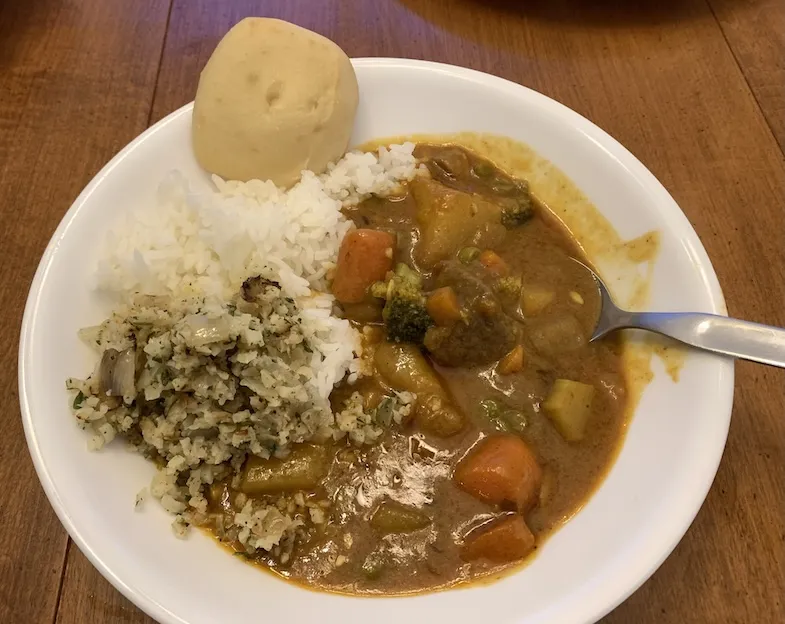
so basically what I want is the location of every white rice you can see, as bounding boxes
[97,143,420,301]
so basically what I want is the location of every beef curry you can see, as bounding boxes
[204,144,628,594]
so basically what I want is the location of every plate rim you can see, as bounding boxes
[18,57,735,624]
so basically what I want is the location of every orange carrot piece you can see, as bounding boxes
[454,434,542,512]
[331,229,396,304]
[497,345,524,375]
[461,515,536,562]
[478,250,509,276]
[426,286,463,326]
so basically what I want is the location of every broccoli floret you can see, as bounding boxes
[494,275,522,297]
[369,280,390,300]
[385,300,433,344]
[371,263,433,343]
[500,184,534,228]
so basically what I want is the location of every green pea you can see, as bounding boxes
[458,247,481,264]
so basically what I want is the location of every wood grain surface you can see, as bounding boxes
[708,0,785,152]
[0,1,170,623]
[2,1,782,623]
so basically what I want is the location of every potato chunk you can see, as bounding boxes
[416,394,465,437]
[374,342,465,437]
[240,444,330,494]
[370,500,431,534]
[374,342,443,397]
[542,379,596,442]
[411,178,502,268]
[520,284,555,317]
[529,314,586,355]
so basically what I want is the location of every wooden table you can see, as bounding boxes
[1,1,783,622]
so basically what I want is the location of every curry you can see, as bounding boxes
[203,144,628,594]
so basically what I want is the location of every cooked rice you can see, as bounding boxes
[96,144,421,300]
[68,144,422,552]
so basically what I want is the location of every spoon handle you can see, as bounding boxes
[630,312,785,368]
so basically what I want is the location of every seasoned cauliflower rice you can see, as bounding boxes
[68,144,420,553]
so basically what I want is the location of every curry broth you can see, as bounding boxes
[203,136,662,596]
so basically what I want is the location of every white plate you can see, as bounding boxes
[19,59,734,624]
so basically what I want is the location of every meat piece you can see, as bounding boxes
[415,145,473,182]
[423,261,520,367]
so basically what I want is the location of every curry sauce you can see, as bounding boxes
[203,144,629,595]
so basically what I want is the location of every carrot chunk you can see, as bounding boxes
[331,229,396,304]
[461,514,536,562]
[454,433,542,512]
[426,286,463,326]
[497,345,524,375]
[478,250,509,276]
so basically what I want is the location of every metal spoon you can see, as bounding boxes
[580,262,785,368]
